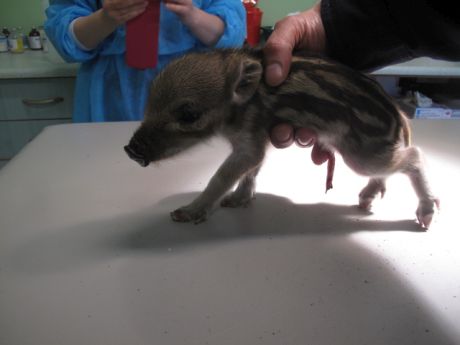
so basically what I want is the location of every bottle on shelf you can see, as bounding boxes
[17,26,28,49]
[38,26,49,53]
[2,27,10,38]
[1,27,10,50]
[28,27,42,50]
[0,33,8,53]
[8,27,25,53]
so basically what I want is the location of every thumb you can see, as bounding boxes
[263,41,292,87]
[263,19,297,86]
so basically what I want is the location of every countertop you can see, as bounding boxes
[373,57,460,77]
[1,48,459,80]
[0,121,459,345]
[0,47,78,79]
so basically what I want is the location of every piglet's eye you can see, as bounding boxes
[176,104,201,124]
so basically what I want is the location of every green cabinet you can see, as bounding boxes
[0,77,75,169]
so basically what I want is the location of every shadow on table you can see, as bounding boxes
[121,192,422,251]
[9,192,423,276]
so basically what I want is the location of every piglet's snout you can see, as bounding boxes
[124,145,149,167]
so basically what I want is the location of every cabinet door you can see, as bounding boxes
[0,77,75,120]
[0,119,72,160]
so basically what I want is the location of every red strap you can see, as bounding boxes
[126,0,161,69]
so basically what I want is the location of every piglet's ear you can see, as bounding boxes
[230,58,263,105]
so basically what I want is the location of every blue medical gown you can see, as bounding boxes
[45,0,246,122]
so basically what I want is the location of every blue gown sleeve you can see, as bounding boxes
[202,0,246,48]
[45,0,97,62]
[45,0,126,63]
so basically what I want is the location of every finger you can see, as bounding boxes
[164,0,187,4]
[106,0,144,10]
[263,44,292,87]
[164,2,186,14]
[294,127,316,147]
[111,2,148,23]
[122,7,148,22]
[263,31,294,86]
[263,16,301,86]
[270,123,295,149]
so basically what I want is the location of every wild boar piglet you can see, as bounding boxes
[125,48,438,228]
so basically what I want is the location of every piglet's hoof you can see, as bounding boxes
[416,198,440,230]
[170,207,208,224]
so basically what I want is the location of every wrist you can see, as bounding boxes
[300,4,326,53]
[73,9,119,50]
[98,8,119,31]
[178,5,199,27]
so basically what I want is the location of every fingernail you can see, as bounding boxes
[295,137,314,147]
[271,123,294,148]
[265,62,283,86]
[295,137,314,148]
[295,128,316,147]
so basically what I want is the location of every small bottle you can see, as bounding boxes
[17,26,28,49]
[2,27,10,49]
[2,27,9,38]
[38,26,48,53]
[0,34,8,53]
[8,27,25,53]
[28,27,42,50]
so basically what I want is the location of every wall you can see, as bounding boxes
[0,0,316,31]
[0,1,47,31]
[259,0,316,26]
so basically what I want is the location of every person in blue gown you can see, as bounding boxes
[45,0,246,122]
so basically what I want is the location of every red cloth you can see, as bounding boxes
[126,0,161,69]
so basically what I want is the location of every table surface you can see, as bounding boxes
[1,121,459,345]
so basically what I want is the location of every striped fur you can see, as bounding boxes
[125,48,438,227]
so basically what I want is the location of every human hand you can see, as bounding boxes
[264,3,328,151]
[163,0,224,47]
[163,0,195,21]
[271,125,330,164]
[102,0,149,25]
[264,2,326,87]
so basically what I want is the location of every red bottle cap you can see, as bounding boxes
[126,0,161,69]
[245,5,263,46]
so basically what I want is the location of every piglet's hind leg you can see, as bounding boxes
[358,177,387,211]
[399,146,439,229]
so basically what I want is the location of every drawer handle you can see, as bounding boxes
[22,97,64,106]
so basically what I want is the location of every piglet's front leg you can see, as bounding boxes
[171,148,265,223]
